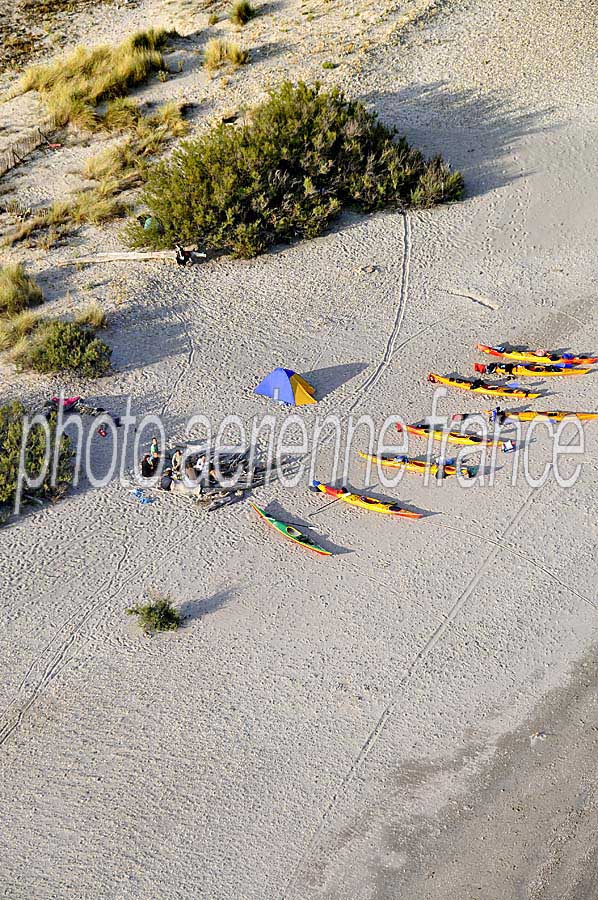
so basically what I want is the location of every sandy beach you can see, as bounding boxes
[1,0,597,897]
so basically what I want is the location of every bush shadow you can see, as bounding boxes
[360,81,554,198]
[180,587,236,623]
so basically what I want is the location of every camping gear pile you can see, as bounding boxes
[124,344,596,556]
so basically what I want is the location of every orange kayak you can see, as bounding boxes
[487,409,598,423]
[475,362,591,377]
[476,343,598,366]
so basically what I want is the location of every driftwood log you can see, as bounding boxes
[56,250,207,267]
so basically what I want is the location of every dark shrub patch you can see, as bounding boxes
[127,591,181,634]
[129,81,464,258]
[13,320,111,377]
[0,401,73,516]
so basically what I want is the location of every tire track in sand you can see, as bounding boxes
[281,483,549,898]
[0,539,145,749]
[346,212,411,413]
[160,304,195,419]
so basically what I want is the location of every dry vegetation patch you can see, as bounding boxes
[13,28,176,130]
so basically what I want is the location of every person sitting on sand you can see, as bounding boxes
[185,461,198,483]
[160,468,173,491]
[171,448,183,474]
[149,451,161,474]
[141,454,154,478]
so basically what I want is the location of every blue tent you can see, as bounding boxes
[254,368,316,405]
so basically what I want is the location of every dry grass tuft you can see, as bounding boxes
[203,38,249,72]
[74,301,107,329]
[0,263,43,315]
[17,28,175,129]
[230,0,256,26]
[3,99,187,248]
[0,309,42,351]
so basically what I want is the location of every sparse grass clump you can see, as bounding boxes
[4,102,188,248]
[129,80,464,258]
[0,263,43,316]
[0,401,73,518]
[0,309,42,351]
[230,0,256,25]
[208,12,219,24]
[127,590,181,634]
[12,320,111,377]
[74,301,107,329]
[17,28,175,129]
[203,38,249,72]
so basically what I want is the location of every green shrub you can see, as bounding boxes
[16,28,175,129]
[322,61,337,69]
[129,81,464,258]
[230,0,256,25]
[13,320,111,377]
[127,591,181,634]
[0,263,43,315]
[0,401,73,514]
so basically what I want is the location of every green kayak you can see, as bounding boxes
[250,503,331,556]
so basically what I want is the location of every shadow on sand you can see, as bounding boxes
[302,362,368,400]
[180,587,236,624]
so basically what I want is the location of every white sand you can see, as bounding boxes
[1,0,598,897]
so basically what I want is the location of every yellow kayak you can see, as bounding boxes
[476,343,598,366]
[487,409,598,423]
[357,450,478,479]
[476,362,591,377]
[312,481,423,518]
[397,422,511,448]
[428,372,540,400]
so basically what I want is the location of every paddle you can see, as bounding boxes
[310,493,351,517]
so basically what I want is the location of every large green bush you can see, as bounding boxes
[0,401,73,515]
[129,81,464,258]
[0,263,43,316]
[13,320,111,377]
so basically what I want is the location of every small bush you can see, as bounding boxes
[208,12,219,24]
[0,401,73,515]
[129,81,464,258]
[74,302,107,329]
[0,263,43,316]
[322,61,337,69]
[203,38,249,72]
[17,28,175,129]
[230,0,256,25]
[127,591,181,634]
[13,320,111,377]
